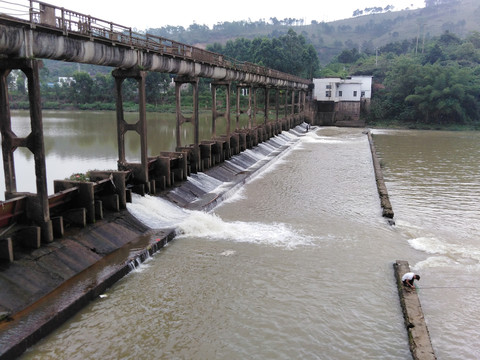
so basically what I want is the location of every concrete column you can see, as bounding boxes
[264,87,269,125]
[235,86,241,129]
[211,81,231,137]
[298,90,303,114]
[248,86,253,129]
[0,59,52,243]
[284,89,289,119]
[291,90,296,115]
[275,89,280,122]
[302,90,307,112]
[225,82,231,135]
[0,66,16,194]
[175,76,199,146]
[112,68,148,185]
[174,77,200,174]
[252,87,257,127]
[211,83,217,137]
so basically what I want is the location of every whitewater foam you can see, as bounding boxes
[409,236,480,271]
[127,194,312,249]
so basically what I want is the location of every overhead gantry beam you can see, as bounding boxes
[0,20,309,92]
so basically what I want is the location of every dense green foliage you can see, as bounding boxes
[323,30,480,128]
[206,29,320,78]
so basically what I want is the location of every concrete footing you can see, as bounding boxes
[394,260,436,360]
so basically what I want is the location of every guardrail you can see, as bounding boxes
[0,0,310,86]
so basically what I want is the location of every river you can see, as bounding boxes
[7,111,480,359]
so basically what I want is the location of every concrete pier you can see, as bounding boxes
[366,130,394,222]
[394,260,436,360]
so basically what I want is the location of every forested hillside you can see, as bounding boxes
[145,0,480,64]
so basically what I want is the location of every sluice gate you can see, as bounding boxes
[0,1,312,261]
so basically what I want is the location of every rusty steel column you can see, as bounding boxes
[0,59,53,242]
[112,68,148,185]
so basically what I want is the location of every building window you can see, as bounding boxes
[326,84,332,89]
[353,91,357,97]
[361,91,365,97]
[326,91,331,97]
[338,91,343,97]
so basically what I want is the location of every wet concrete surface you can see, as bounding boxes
[394,260,437,360]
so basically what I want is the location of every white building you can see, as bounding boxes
[312,76,372,126]
[313,76,372,102]
[57,77,75,87]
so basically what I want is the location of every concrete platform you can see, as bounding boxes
[394,260,437,360]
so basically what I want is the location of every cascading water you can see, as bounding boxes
[127,125,314,250]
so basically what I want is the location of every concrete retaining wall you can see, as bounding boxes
[366,130,394,222]
[394,260,437,360]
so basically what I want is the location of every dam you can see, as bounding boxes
[0,2,447,359]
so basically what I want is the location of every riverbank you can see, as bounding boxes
[367,120,480,131]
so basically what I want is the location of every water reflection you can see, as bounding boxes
[1,110,253,198]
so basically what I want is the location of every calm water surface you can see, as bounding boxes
[372,129,480,360]
[1,110,237,198]
[10,111,480,359]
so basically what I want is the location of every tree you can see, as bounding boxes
[71,71,94,103]
[405,64,479,124]
[207,29,319,78]
[424,43,445,64]
[145,72,171,104]
[337,48,361,63]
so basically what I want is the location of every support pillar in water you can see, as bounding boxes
[112,68,149,187]
[284,88,290,130]
[175,76,200,173]
[211,81,231,138]
[264,86,269,125]
[235,84,248,130]
[0,58,53,243]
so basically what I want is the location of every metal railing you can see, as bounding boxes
[0,0,310,85]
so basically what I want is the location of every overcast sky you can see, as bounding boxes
[42,0,425,30]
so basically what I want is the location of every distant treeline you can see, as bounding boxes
[206,29,319,79]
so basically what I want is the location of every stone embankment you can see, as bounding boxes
[394,260,437,360]
[366,130,395,223]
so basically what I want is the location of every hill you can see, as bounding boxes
[146,0,480,64]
